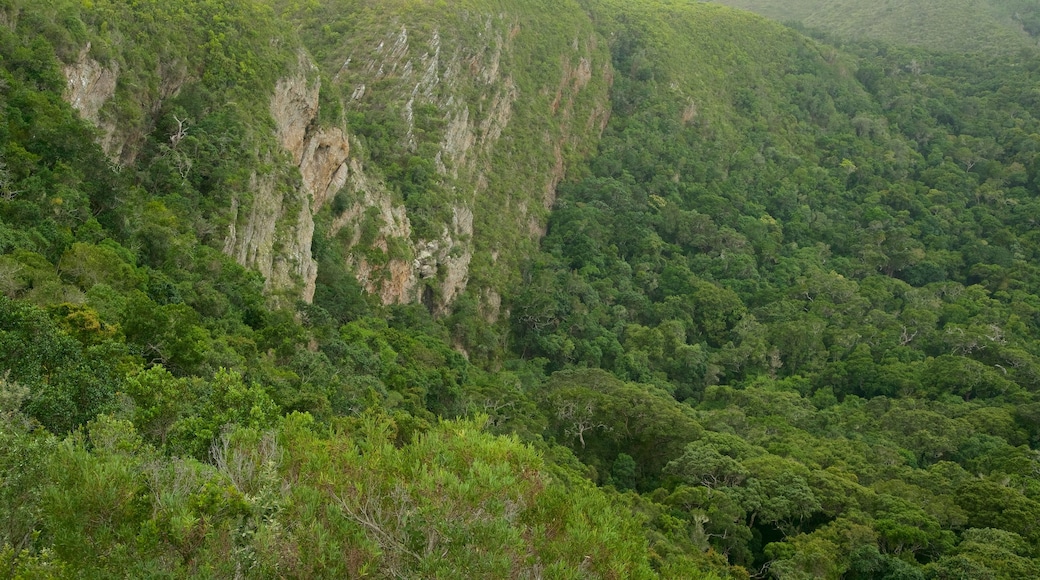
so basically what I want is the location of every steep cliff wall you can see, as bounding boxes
[290,0,613,315]
[58,0,612,317]
[224,52,351,302]
[62,43,118,151]
[58,7,331,305]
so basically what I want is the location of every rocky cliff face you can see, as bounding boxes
[62,44,121,159]
[224,52,351,302]
[62,1,612,315]
[308,3,613,314]
[63,43,190,166]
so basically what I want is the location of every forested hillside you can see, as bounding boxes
[709,0,1040,54]
[3,0,1040,578]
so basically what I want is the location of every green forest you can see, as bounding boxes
[3,0,1040,578]
[709,0,1040,54]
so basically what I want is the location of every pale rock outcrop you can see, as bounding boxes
[268,53,352,209]
[61,12,608,314]
[63,43,118,125]
[274,194,318,302]
[62,43,189,165]
[223,171,284,290]
[300,128,350,209]
[270,54,320,166]
[335,157,418,305]
[222,166,320,302]
[331,21,523,312]
[63,43,121,158]
[225,52,352,302]
[412,205,474,312]
[61,43,330,302]
[324,16,610,315]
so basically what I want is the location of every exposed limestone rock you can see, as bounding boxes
[60,42,353,306]
[226,51,352,302]
[221,170,317,302]
[275,194,319,303]
[60,44,332,303]
[551,56,592,114]
[434,29,518,182]
[335,158,412,243]
[271,53,320,166]
[62,43,191,165]
[337,158,418,304]
[356,257,416,306]
[224,172,283,290]
[335,23,520,311]
[321,17,611,314]
[542,48,612,215]
[62,43,122,158]
[63,43,118,125]
[411,204,473,312]
[197,13,612,313]
[438,205,474,309]
[300,128,350,209]
[57,6,610,317]
[440,106,475,178]
[479,77,518,146]
[272,55,352,295]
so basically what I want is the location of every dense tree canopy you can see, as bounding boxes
[2,0,1040,577]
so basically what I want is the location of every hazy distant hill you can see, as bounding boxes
[710,0,1040,53]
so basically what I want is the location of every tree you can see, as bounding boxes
[0,297,118,432]
[955,480,1040,546]
[122,365,191,447]
[541,369,703,487]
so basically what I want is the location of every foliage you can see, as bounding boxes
[2,0,1040,577]
[710,0,1040,54]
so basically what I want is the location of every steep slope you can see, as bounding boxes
[277,0,611,317]
[48,0,611,317]
[709,0,1040,53]
[47,0,325,303]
